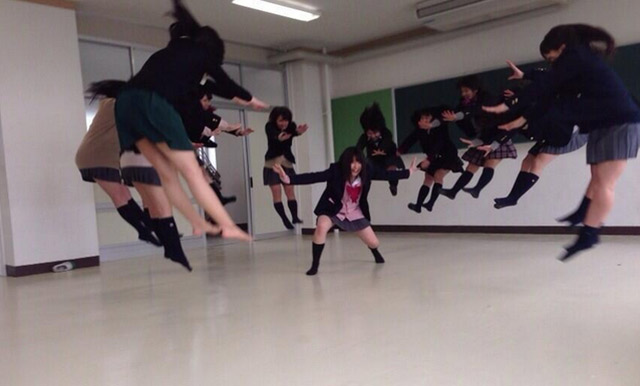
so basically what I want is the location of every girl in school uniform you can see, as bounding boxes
[111,0,268,244]
[493,65,588,210]
[75,92,160,248]
[398,106,463,213]
[273,147,417,275]
[356,103,406,196]
[485,24,640,260]
[263,106,308,229]
[440,75,518,200]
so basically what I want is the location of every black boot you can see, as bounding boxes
[274,202,294,229]
[557,196,591,227]
[210,183,236,206]
[424,183,442,212]
[116,199,161,246]
[370,247,385,264]
[494,171,539,209]
[441,171,473,200]
[389,179,399,196]
[463,167,494,198]
[408,185,430,213]
[152,217,192,271]
[307,243,325,276]
[559,225,601,262]
[288,200,303,224]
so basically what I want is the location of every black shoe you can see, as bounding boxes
[389,185,398,196]
[440,188,456,200]
[558,226,600,262]
[221,195,237,206]
[494,197,517,209]
[292,217,304,224]
[408,203,422,213]
[423,202,434,212]
[462,187,480,199]
[556,214,582,227]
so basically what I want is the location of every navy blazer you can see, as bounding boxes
[289,163,410,221]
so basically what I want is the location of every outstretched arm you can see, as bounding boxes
[273,164,332,185]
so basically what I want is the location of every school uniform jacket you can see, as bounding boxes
[264,121,299,163]
[356,127,400,167]
[398,106,459,163]
[289,163,410,221]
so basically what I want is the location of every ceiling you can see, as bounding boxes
[74,0,435,53]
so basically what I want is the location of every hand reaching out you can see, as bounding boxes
[441,110,458,122]
[482,103,510,114]
[296,124,309,135]
[273,164,290,184]
[372,149,386,156]
[507,60,524,80]
[498,116,528,131]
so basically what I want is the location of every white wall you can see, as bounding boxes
[0,0,99,269]
[332,0,640,97]
[325,0,640,228]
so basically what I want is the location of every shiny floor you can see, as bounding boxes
[2,232,640,386]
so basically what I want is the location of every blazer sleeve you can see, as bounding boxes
[289,168,333,185]
[398,129,418,154]
[206,65,253,102]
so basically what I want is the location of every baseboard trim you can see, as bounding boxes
[6,255,99,278]
[302,226,640,236]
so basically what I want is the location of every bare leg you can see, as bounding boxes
[270,184,283,203]
[531,153,558,176]
[133,182,172,219]
[356,226,385,263]
[584,160,627,227]
[154,142,250,240]
[95,179,132,207]
[135,139,221,238]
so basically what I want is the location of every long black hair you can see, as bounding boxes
[338,147,367,182]
[269,106,293,123]
[411,107,433,127]
[359,102,387,133]
[539,24,616,59]
[86,80,126,102]
[169,0,225,64]
[456,74,482,91]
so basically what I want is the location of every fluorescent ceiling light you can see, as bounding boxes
[232,0,320,22]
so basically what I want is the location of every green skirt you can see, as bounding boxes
[114,88,193,151]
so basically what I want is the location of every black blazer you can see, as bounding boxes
[289,163,410,221]
[264,121,299,163]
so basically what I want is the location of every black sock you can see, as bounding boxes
[370,247,385,264]
[424,183,442,212]
[558,196,592,226]
[442,171,473,199]
[408,185,430,213]
[494,172,539,209]
[151,217,192,271]
[116,199,161,246]
[274,202,294,229]
[389,179,398,196]
[288,200,302,224]
[142,208,154,229]
[464,167,494,198]
[307,243,325,275]
[560,225,601,262]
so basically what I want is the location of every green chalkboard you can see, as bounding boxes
[331,89,393,160]
[394,42,640,153]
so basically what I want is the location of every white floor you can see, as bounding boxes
[1,232,640,386]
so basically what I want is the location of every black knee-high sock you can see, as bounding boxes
[464,167,494,198]
[424,183,442,212]
[442,171,473,199]
[274,202,294,229]
[142,208,154,229]
[389,178,399,196]
[151,217,192,271]
[307,243,325,276]
[494,172,539,209]
[557,196,591,226]
[560,225,601,262]
[370,247,385,263]
[116,199,161,246]
[287,200,302,224]
[408,185,430,213]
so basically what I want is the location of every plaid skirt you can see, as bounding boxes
[420,156,464,175]
[586,122,640,164]
[462,140,517,166]
[529,129,588,156]
[79,167,121,183]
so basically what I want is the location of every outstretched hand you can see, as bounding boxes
[482,103,509,114]
[249,97,269,111]
[296,124,309,135]
[507,60,524,80]
[408,157,419,175]
[477,144,493,157]
[498,116,527,131]
[442,110,458,122]
[273,164,290,184]
[460,138,475,147]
